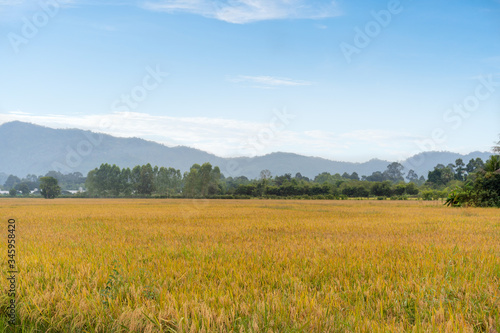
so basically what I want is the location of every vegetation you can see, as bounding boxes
[446,155,500,207]
[1,151,497,203]
[0,199,499,332]
[39,176,61,199]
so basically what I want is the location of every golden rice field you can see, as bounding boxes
[1,199,500,332]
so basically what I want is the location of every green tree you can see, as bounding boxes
[365,171,386,182]
[120,168,133,196]
[406,169,419,183]
[183,163,222,197]
[136,164,155,196]
[9,188,17,197]
[183,164,201,197]
[4,175,21,189]
[427,164,454,186]
[85,164,121,197]
[383,162,405,183]
[40,177,61,199]
[484,155,500,173]
[446,155,500,207]
[314,172,336,184]
[155,167,182,196]
[16,183,30,196]
[260,169,272,180]
[85,169,99,196]
[454,158,465,181]
[371,181,392,197]
[107,164,122,196]
[199,163,213,196]
[466,158,484,174]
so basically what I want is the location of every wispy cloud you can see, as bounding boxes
[142,0,341,24]
[229,75,313,88]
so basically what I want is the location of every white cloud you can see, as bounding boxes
[142,0,341,24]
[0,111,424,162]
[229,75,313,88]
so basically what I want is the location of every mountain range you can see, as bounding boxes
[0,121,493,181]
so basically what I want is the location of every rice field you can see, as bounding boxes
[0,199,499,332]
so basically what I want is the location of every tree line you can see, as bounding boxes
[3,151,499,206]
[78,157,496,201]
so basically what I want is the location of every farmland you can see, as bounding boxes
[1,199,499,332]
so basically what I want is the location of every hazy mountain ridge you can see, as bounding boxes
[0,121,493,180]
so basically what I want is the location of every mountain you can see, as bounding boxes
[0,121,493,180]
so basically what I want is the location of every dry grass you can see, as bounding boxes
[0,198,499,332]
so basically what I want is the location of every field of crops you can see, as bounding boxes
[0,199,499,332]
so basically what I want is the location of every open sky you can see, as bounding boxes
[1,0,499,162]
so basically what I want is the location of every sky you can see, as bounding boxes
[1,0,499,162]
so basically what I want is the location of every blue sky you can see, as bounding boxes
[1,0,499,162]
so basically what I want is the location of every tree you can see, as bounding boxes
[406,169,419,183]
[199,163,213,196]
[182,163,221,197]
[365,171,386,182]
[120,168,133,196]
[342,185,369,197]
[483,155,500,173]
[4,175,21,189]
[208,165,222,195]
[16,183,30,196]
[405,182,419,195]
[371,181,392,197]
[274,173,292,186]
[427,165,454,186]
[107,164,122,196]
[314,172,336,184]
[447,155,500,207]
[183,164,201,197]
[466,158,484,174]
[260,169,272,180]
[440,167,454,184]
[156,167,182,196]
[384,162,405,182]
[136,164,155,196]
[40,177,61,199]
[454,158,465,181]
[9,188,17,197]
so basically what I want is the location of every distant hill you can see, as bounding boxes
[0,121,493,180]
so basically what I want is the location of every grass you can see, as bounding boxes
[0,199,499,332]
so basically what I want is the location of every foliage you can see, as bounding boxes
[445,155,500,207]
[4,175,21,189]
[39,177,61,199]
[15,182,30,195]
